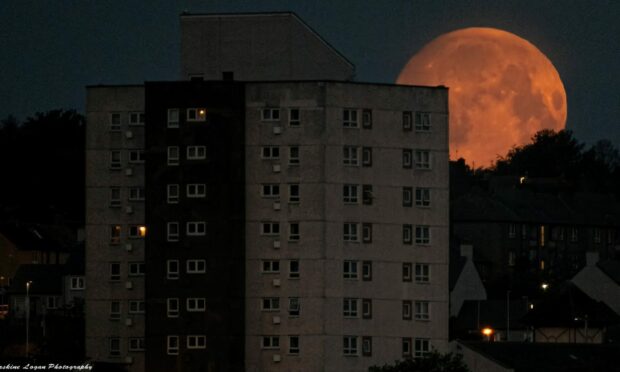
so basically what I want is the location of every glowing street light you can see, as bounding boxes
[482,327,494,341]
[541,283,549,291]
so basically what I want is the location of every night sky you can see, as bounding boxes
[1,0,618,148]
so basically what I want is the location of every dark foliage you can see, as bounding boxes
[369,351,470,372]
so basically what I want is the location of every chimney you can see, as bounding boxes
[586,251,599,267]
[460,244,473,259]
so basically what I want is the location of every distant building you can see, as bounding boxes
[572,252,620,316]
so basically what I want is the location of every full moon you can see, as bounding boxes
[397,27,567,167]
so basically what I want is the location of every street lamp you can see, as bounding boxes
[541,283,549,291]
[482,327,494,341]
[26,280,32,358]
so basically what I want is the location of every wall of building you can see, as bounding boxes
[572,254,620,316]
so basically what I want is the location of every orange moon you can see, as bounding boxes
[397,27,567,167]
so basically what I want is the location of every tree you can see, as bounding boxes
[369,351,470,372]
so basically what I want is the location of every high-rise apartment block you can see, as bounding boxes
[85,12,449,372]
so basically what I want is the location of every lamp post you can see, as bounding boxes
[506,290,511,342]
[26,280,32,358]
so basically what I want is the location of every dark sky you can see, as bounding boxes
[1,0,618,147]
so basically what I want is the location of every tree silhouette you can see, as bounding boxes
[369,351,470,372]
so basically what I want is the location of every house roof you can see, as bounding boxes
[7,264,64,295]
[458,341,620,372]
[449,255,467,291]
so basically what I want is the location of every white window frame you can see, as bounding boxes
[343,336,358,356]
[343,146,360,166]
[128,262,145,276]
[414,301,430,320]
[262,260,280,274]
[289,108,300,126]
[289,260,300,279]
[415,225,431,245]
[109,187,121,208]
[343,184,359,204]
[129,112,145,126]
[289,146,300,166]
[403,300,412,320]
[129,187,145,201]
[403,224,413,244]
[110,262,121,281]
[415,150,431,170]
[186,221,206,236]
[167,184,179,204]
[403,111,413,131]
[110,113,121,131]
[288,184,300,203]
[70,276,85,290]
[343,260,358,279]
[129,337,145,351]
[261,297,280,311]
[261,146,280,159]
[261,222,280,236]
[167,335,179,355]
[186,298,206,312]
[167,260,179,280]
[261,336,280,350]
[288,297,300,317]
[187,335,206,349]
[289,223,300,241]
[415,263,430,283]
[167,108,179,128]
[128,300,145,314]
[110,301,121,320]
[109,337,121,357]
[110,150,121,170]
[167,146,179,166]
[167,222,179,242]
[343,223,359,242]
[415,188,431,207]
[289,335,300,354]
[343,298,359,318]
[186,145,206,160]
[415,112,431,131]
[167,298,179,318]
[403,263,413,282]
[128,149,144,163]
[186,259,206,274]
[187,108,207,122]
[343,109,359,128]
[403,149,413,168]
[414,338,430,358]
[186,183,206,198]
[261,184,280,198]
[261,108,280,122]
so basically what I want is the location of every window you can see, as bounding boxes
[362,147,372,166]
[110,150,121,169]
[343,260,358,279]
[343,109,358,128]
[289,336,300,354]
[262,146,280,159]
[109,337,120,357]
[403,187,413,207]
[415,301,430,320]
[403,224,412,244]
[167,298,179,318]
[261,108,280,121]
[594,228,602,244]
[129,187,145,201]
[187,298,206,312]
[403,263,412,282]
[415,226,430,245]
[289,184,300,203]
[110,301,121,320]
[415,112,431,131]
[344,223,359,242]
[570,227,578,242]
[110,113,121,131]
[415,264,430,283]
[129,225,146,239]
[167,184,179,204]
[402,337,412,358]
[289,223,300,241]
[508,251,516,267]
[343,336,358,356]
[110,263,121,281]
[362,109,372,129]
[167,222,179,242]
[129,300,145,314]
[262,260,280,273]
[343,298,358,317]
[415,188,430,207]
[403,300,412,320]
[403,111,413,131]
[362,261,372,281]
[70,276,85,290]
[186,221,206,236]
[343,184,359,204]
[167,260,179,280]
[186,184,206,198]
[167,335,179,355]
[109,187,121,207]
[415,150,431,169]
[362,299,372,319]
[46,296,58,309]
[288,297,300,317]
[414,338,430,358]
[289,108,300,126]
[167,109,179,128]
[261,184,280,198]
[262,297,280,311]
[128,262,145,276]
[362,223,372,243]
[261,222,280,236]
[187,108,207,122]
[262,336,280,349]
[289,260,300,279]
[289,146,299,165]
[187,335,206,349]
[167,146,179,166]
[186,259,206,274]
[362,336,372,356]
[362,185,373,205]
[508,224,517,239]
[403,149,412,168]
[343,146,359,166]
[129,338,145,351]
[129,112,144,126]
[187,146,206,160]
[110,225,121,244]
[128,150,144,163]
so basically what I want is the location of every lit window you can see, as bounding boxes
[129,225,146,239]
[362,109,372,129]
[167,109,179,128]
[343,109,358,128]
[289,260,300,279]
[186,298,206,312]
[415,188,430,207]
[109,187,121,208]
[186,222,206,236]
[109,301,121,320]
[414,338,430,358]
[362,261,372,281]
[110,263,121,281]
[289,146,300,165]
[288,297,300,317]
[261,336,280,349]
[187,335,206,349]
[261,222,280,236]
[415,112,431,131]
[187,146,206,160]
[129,337,145,351]
[261,108,280,121]
[261,146,280,159]
[343,184,359,204]
[167,335,179,355]
[415,264,430,283]
[343,298,358,318]
[344,223,359,242]
[289,223,300,241]
[109,337,120,357]
[128,150,144,163]
[403,300,412,320]
[289,108,300,127]
[129,112,145,126]
[167,146,179,166]
[186,259,206,274]
[343,146,359,166]
[343,336,358,356]
[261,184,280,198]
[167,222,179,242]
[110,113,121,131]
[362,147,372,166]
[129,187,145,201]
[402,149,412,168]
[261,297,280,311]
[415,150,431,169]
[167,298,179,318]
[186,184,206,198]
[403,187,413,207]
[110,225,121,244]
[129,300,145,314]
[167,184,179,204]
[343,260,358,279]
[110,151,121,170]
[289,336,300,355]
[128,262,145,276]
[70,276,85,290]
[262,260,280,273]
[166,260,179,280]
[403,224,413,244]
[415,226,430,245]
[403,263,412,282]
[187,108,207,122]
[403,111,413,131]
[415,301,430,320]
[289,184,300,203]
